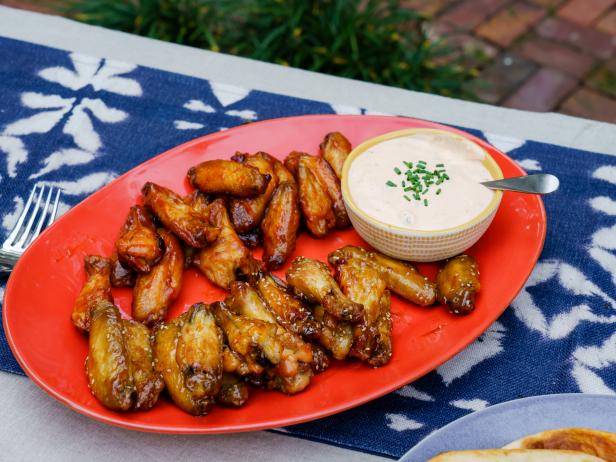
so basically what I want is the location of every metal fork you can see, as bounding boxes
[0,184,62,272]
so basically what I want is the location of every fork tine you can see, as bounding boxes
[5,184,39,246]
[15,185,45,248]
[47,188,61,227]
[27,186,54,246]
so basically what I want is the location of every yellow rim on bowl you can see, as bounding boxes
[341,128,504,236]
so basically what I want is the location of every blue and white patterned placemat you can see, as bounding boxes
[1,36,615,459]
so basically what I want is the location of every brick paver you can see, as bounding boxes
[401,0,458,17]
[596,10,616,35]
[504,67,577,110]
[557,0,616,27]
[536,17,616,59]
[439,0,511,32]
[586,57,616,97]
[469,53,537,103]
[433,0,616,122]
[527,0,564,6]
[513,36,595,78]
[476,2,546,47]
[560,88,616,122]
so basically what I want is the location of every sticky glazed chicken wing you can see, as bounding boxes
[286,151,349,235]
[335,258,392,366]
[142,182,219,248]
[286,256,363,322]
[110,250,136,288]
[122,319,164,410]
[222,344,254,378]
[312,304,353,360]
[72,255,113,333]
[193,198,254,290]
[292,154,336,237]
[86,300,134,411]
[238,229,261,248]
[253,271,320,340]
[187,159,270,197]
[115,205,164,272]
[229,152,278,233]
[132,229,184,325]
[212,301,282,376]
[217,373,249,407]
[329,245,436,306]
[175,303,224,401]
[436,254,480,315]
[319,131,352,179]
[261,181,300,269]
[226,282,315,379]
[302,154,350,229]
[153,305,222,416]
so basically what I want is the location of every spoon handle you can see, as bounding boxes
[481,174,559,194]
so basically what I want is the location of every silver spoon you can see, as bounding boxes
[481,174,559,194]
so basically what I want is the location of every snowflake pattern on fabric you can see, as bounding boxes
[1,37,615,459]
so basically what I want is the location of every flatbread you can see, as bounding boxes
[429,449,606,461]
[504,428,616,462]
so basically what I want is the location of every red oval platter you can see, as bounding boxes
[3,115,546,433]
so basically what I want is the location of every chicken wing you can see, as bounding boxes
[226,282,314,379]
[266,362,313,395]
[335,258,392,366]
[287,152,350,230]
[436,254,480,315]
[122,319,164,410]
[329,245,436,306]
[212,301,282,374]
[72,255,113,333]
[115,205,164,272]
[238,229,261,248]
[222,344,253,377]
[253,271,320,340]
[153,311,215,415]
[217,373,249,407]
[319,131,352,179]
[193,198,254,289]
[86,300,134,411]
[286,256,363,322]
[132,229,184,325]
[110,250,136,288]
[294,155,336,237]
[175,303,224,400]
[187,159,270,197]
[312,304,354,361]
[261,181,300,269]
[272,157,296,185]
[310,343,330,373]
[302,154,350,229]
[229,152,278,233]
[141,182,219,248]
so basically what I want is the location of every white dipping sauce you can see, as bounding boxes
[348,132,495,231]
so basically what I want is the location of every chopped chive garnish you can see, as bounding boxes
[390,160,450,206]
